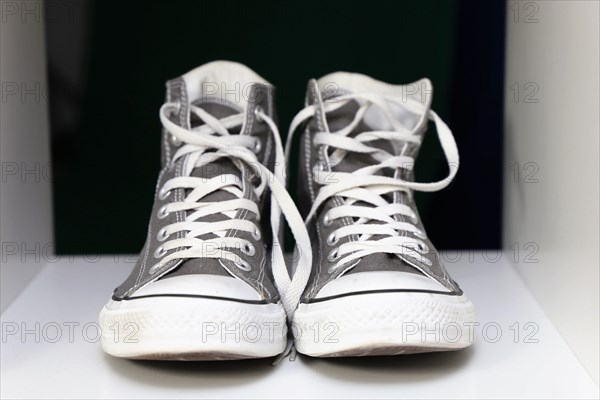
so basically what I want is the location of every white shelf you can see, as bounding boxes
[1,252,598,399]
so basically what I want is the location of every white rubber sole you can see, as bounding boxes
[99,296,287,360]
[293,291,476,357]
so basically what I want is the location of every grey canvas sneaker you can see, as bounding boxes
[286,72,476,357]
[99,61,311,360]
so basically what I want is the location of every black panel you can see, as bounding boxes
[45,0,505,254]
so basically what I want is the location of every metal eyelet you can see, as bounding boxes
[148,263,161,275]
[169,133,182,147]
[252,227,261,241]
[157,205,169,219]
[417,242,430,253]
[253,139,262,154]
[154,246,167,259]
[234,259,251,271]
[323,213,333,226]
[418,254,433,267]
[254,105,264,122]
[157,227,169,242]
[158,187,171,201]
[241,243,256,256]
[168,102,181,119]
[327,232,339,246]
[327,248,340,262]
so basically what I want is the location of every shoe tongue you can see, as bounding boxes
[315,75,433,235]
[315,74,434,276]
[317,72,432,169]
[186,98,243,201]
[190,100,242,128]
[323,100,395,176]
[171,94,249,278]
[180,61,269,191]
[160,61,272,280]
[317,74,433,176]
[162,116,244,281]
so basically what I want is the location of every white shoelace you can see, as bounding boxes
[151,103,312,320]
[286,93,459,273]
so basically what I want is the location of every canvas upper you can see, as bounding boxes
[290,72,464,304]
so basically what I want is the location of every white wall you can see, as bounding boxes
[504,0,600,383]
[0,5,53,313]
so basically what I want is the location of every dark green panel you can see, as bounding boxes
[49,0,503,254]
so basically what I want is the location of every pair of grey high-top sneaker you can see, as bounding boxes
[99,61,475,361]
